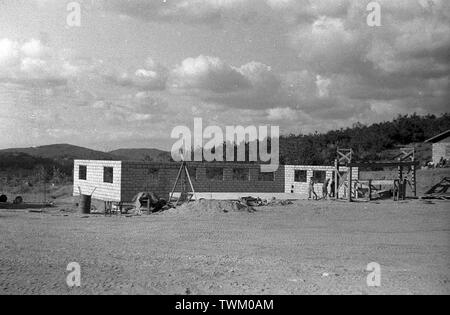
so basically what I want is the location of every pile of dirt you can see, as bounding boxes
[163,199,256,216]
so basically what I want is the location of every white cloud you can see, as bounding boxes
[105,0,258,24]
[0,38,80,87]
[316,75,331,98]
[266,107,299,121]
[171,55,250,93]
[106,57,168,91]
[170,55,283,109]
[20,39,49,59]
[0,38,19,66]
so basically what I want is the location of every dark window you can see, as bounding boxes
[258,171,275,182]
[294,170,307,183]
[79,165,87,180]
[233,168,250,181]
[206,168,224,181]
[148,168,159,182]
[103,167,114,183]
[313,171,326,184]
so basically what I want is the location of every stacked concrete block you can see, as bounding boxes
[120,162,180,202]
[284,165,359,199]
[432,137,450,165]
[74,160,360,202]
[73,160,122,202]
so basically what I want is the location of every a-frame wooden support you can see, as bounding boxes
[169,161,196,206]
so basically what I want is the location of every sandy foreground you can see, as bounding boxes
[0,199,449,295]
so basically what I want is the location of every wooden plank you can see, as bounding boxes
[348,167,353,202]
[334,160,339,199]
[348,161,419,168]
[356,180,395,186]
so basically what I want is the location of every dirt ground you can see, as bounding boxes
[1,197,449,295]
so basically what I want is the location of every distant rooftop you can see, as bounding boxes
[425,130,450,143]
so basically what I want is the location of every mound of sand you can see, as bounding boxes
[162,199,256,216]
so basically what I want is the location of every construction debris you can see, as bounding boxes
[0,195,7,203]
[13,196,24,205]
[131,192,169,214]
[162,197,295,216]
[239,196,294,207]
[240,196,265,207]
[163,200,256,216]
[422,177,450,200]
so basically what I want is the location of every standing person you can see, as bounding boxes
[330,178,336,198]
[323,178,330,200]
[309,177,317,200]
[438,157,444,168]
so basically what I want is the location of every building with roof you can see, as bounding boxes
[425,130,450,165]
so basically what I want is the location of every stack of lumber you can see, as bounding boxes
[422,177,450,200]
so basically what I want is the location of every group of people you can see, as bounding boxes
[437,157,448,168]
[308,177,336,201]
[425,157,449,169]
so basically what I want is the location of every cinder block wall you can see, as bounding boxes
[73,160,122,202]
[120,162,286,202]
[74,160,360,202]
[432,138,450,165]
[121,162,180,202]
[284,165,359,198]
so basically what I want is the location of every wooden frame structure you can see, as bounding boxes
[334,148,353,200]
[335,148,419,202]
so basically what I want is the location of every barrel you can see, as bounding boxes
[79,195,92,214]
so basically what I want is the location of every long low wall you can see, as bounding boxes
[121,161,286,202]
[73,160,360,202]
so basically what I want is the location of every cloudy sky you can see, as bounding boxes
[0,0,448,151]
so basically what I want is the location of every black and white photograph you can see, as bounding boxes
[0,0,449,299]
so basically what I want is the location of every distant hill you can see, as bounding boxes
[109,148,173,162]
[0,152,62,171]
[0,144,118,161]
[0,144,173,162]
[279,114,450,166]
[0,145,173,180]
[1,113,448,177]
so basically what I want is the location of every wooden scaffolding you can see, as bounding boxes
[335,147,419,202]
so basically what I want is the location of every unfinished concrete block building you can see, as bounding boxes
[425,130,450,165]
[73,160,359,202]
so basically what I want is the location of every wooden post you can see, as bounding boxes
[397,166,403,201]
[368,179,372,201]
[335,159,339,199]
[348,166,353,202]
[403,179,407,200]
[412,165,417,197]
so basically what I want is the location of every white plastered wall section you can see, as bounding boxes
[284,165,359,198]
[73,160,122,202]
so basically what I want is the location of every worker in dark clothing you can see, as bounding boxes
[323,178,331,200]
[309,177,318,200]
[330,179,336,198]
